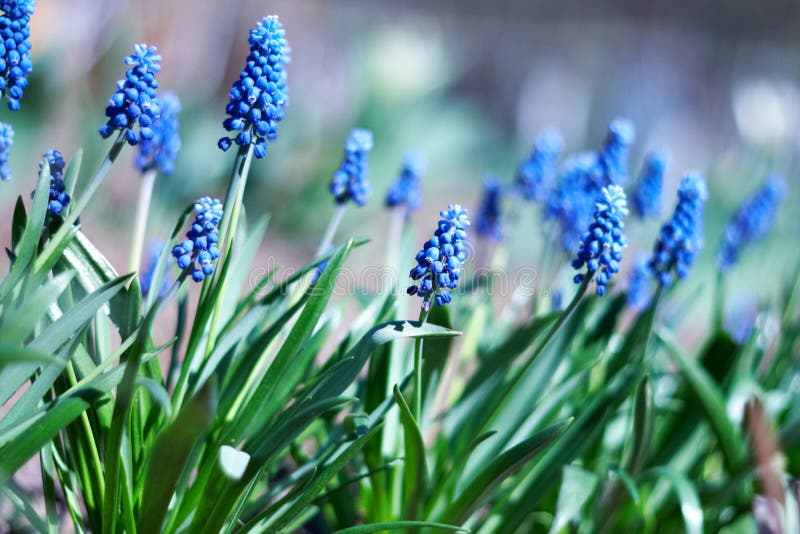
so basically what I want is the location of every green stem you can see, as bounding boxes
[128,169,157,275]
[713,270,725,332]
[317,204,347,257]
[413,295,434,423]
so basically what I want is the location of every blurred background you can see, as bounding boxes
[1,0,799,334]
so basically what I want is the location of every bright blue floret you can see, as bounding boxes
[572,185,629,296]
[99,43,162,146]
[0,121,12,180]
[385,150,426,212]
[407,205,470,311]
[718,174,786,270]
[218,15,290,159]
[135,91,181,174]
[597,118,635,185]
[330,129,373,206]
[172,197,223,282]
[514,128,563,202]
[475,175,504,243]
[0,0,34,111]
[140,240,171,298]
[41,150,69,216]
[648,173,708,286]
[626,253,653,311]
[631,151,667,218]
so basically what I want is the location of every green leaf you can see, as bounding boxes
[394,385,428,521]
[334,521,470,533]
[549,465,599,533]
[645,467,703,534]
[135,377,173,418]
[10,196,26,249]
[0,482,48,533]
[0,345,58,367]
[62,149,83,214]
[0,273,73,344]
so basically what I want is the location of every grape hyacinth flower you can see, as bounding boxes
[218,16,290,159]
[626,253,653,311]
[631,151,667,218]
[408,205,469,310]
[330,129,373,206]
[99,43,162,146]
[718,175,786,270]
[140,241,171,298]
[172,197,223,282]
[0,121,12,180]
[514,128,563,202]
[572,185,629,296]
[475,175,504,242]
[596,118,635,185]
[546,151,599,252]
[135,91,181,175]
[648,173,708,286]
[40,149,69,216]
[385,150,426,212]
[0,0,34,111]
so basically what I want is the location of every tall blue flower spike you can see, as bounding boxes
[330,129,374,206]
[41,150,69,216]
[631,151,667,218]
[648,173,708,286]
[718,174,786,270]
[596,118,635,185]
[546,151,599,252]
[0,0,34,111]
[99,43,162,146]
[172,197,223,282]
[135,91,181,174]
[514,128,563,202]
[475,175,504,243]
[407,205,470,311]
[572,185,629,296]
[385,150,426,212]
[140,240,171,298]
[218,15,290,159]
[0,121,12,180]
[626,253,653,311]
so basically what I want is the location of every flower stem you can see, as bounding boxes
[317,204,347,257]
[413,293,434,423]
[128,169,157,275]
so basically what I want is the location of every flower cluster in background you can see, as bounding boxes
[135,92,182,175]
[385,150,426,213]
[631,151,667,219]
[0,121,13,180]
[330,128,374,206]
[0,0,34,111]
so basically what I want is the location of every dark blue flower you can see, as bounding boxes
[99,43,162,146]
[475,175,504,243]
[0,121,12,180]
[631,151,667,218]
[385,150,425,212]
[407,204,470,310]
[514,128,563,202]
[648,173,708,286]
[135,91,181,174]
[172,197,223,282]
[546,151,600,252]
[140,240,171,298]
[218,15,290,159]
[626,253,653,311]
[330,129,373,206]
[41,149,69,216]
[572,185,629,296]
[596,118,635,185]
[0,0,34,111]
[718,174,786,270]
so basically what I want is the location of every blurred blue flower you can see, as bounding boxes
[385,150,426,212]
[135,91,181,175]
[514,128,563,202]
[626,253,653,311]
[546,151,599,252]
[631,151,667,218]
[475,175,504,243]
[172,197,223,282]
[0,0,34,111]
[407,204,469,310]
[723,294,758,344]
[330,129,373,206]
[99,44,162,146]
[218,16,290,159]
[0,121,12,180]
[597,118,635,185]
[140,240,171,298]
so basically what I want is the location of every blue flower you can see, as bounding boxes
[218,16,290,159]
[546,151,600,252]
[514,128,563,202]
[135,91,181,174]
[407,205,470,310]
[475,175,504,242]
[648,173,708,286]
[172,197,223,282]
[0,0,34,111]
[99,43,162,146]
[718,174,786,270]
[626,253,653,311]
[724,294,758,344]
[0,121,12,180]
[385,150,426,212]
[572,185,629,296]
[41,150,69,216]
[330,129,373,206]
[631,151,667,218]
[140,240,171,298]
[596,118,635,185]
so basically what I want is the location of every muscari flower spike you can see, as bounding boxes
[135,91,181,175]
[626,253,653,311]
[572,185,629,296]
[40,149,69,216]
[0,121,12,180]
[140,240,171,298]
[0,0,34,111]
[596,118,635,185]
[172,197,223,282]
[514,128,563,202]
[631,151,667,218]
[99,43,162,146]
[718,174,786,270]
[330,129,373,206]
[475,175,504,243]
[385,150,426,212]
[218,15,290,159]
[546,151,600,252]
[648,173,708,286]
[407,205,470,311]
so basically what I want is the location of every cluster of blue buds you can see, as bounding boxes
[572,185,629,296]
[218,16,290,159]
[648,173,708,285]
[330,129,373,206]
[0,0,34,111]
[0,121,12,180]
[99,43,162,146]
[172,197,223,282]
[546,151,599,251]
[385,150,425,212]
[140,241,171,298]
[596,118,635,185]
[717,174,786,270]
[408,205,469,310]
[514,129,563,202]
[626,253,653,311]
[135,92,181,175]
[475,175,504,242]
[631,151,667,218]
[41,149,69,216]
